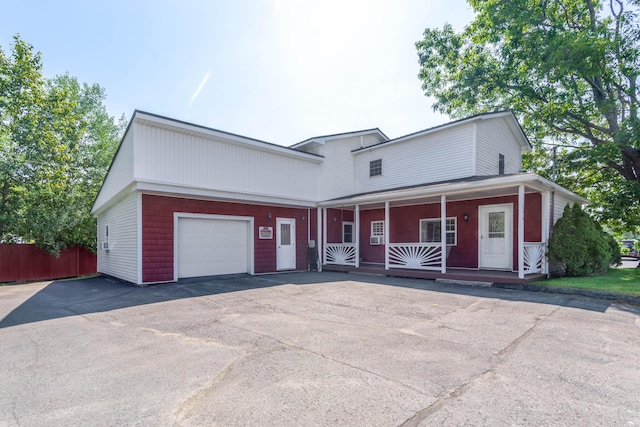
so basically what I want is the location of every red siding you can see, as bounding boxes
[141,195,311,282]
[325,208,354,243]
[356,193,542,269]
[359,209,386,263]
[0,245,96,283]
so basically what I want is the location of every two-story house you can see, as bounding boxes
[91,110,586,285]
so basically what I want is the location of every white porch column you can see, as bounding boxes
[541,191,550,275]
[384,201,390,270]
[355,205,360,268]
[518,185,525,279]
[322,208,327,267]
[317,208,322,272]
[441,194,447,274]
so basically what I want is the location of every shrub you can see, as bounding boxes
[548,204,613,276]
[601,228,622,267]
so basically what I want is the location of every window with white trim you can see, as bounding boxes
[498,153,505,175]
[420,218,456,245]
[369,159,382,177]
[371,220,384,238]
[343,222,354,243]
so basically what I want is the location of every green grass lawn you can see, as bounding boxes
[534,268,640,297]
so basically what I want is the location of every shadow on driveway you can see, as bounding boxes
[1,271,633,329]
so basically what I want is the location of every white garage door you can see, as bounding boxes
[177,217,249,278]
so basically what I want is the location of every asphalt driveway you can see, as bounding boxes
[1,272,639,426]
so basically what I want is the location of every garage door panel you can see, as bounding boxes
[178,217,249,278]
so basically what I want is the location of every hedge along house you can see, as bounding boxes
[91,110,586,285]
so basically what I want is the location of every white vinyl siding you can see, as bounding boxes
[93,130,135,213]
[317,136,362,200]
[353,125,474,194]
[134,122,320,203]
[97,192,139,283]
[475,117,524,176]
[553,194,572,225]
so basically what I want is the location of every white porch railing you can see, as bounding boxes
[523,242,545,274]
[324,243,357,266]
[388,243,443,271]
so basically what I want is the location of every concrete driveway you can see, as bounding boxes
[1,272,639,426]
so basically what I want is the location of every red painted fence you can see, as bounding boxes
[0,244,97,283]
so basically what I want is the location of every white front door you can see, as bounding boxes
[479,204,513,270]
[276,218,296,270]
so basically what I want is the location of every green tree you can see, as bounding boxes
[0,35,124,255]
[416,0,640,231]
[548,203,617,276]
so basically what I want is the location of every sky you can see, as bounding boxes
[1,0,476,146]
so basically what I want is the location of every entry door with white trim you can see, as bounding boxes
[276,218,296,270]
[479,204,513,269]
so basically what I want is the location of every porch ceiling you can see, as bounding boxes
[319,173,588,209]
[335,185,535,210]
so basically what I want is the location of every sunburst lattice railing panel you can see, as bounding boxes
[388,243,442,270]
[324,243,357,266]
[523,242,545,274]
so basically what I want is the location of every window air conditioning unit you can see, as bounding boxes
[101,241,110,251]
[370,236,382,245]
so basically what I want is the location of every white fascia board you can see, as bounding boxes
[525,174,589,204]
[135,179,318,208]
[353,111,523,153]
[500,115,531,150]
[134,112,323,163]
[318,173,588,207]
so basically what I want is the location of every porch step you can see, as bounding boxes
[435,278,493,287]
[322,263,545,284]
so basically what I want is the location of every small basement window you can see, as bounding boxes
[370,159,382,177]
[420,218,456,245]
[498,154,505,175]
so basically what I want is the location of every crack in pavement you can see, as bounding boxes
[399,306,561,427]
[11,398,21,427]
[172,352,249,426]
[99,319,247,353]
[217,320,442,397]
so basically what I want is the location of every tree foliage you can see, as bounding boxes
[0,35,124,255]
[548,203,620,276]
[416,0,640,231]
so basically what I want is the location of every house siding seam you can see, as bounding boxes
[97,192,139,283]
[141,194,311,283]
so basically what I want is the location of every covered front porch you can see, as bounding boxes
[315,174,585,283]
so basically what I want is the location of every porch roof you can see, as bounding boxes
[317,173,588,208]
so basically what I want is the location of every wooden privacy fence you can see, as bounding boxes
[0,244,97,283]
